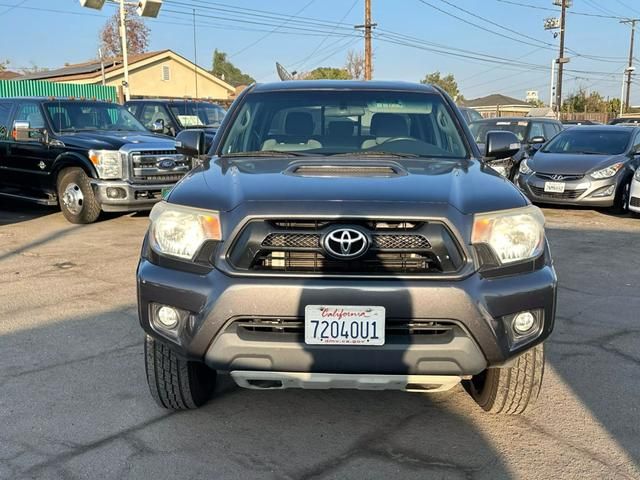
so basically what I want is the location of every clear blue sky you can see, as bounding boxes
[1,0,638,104]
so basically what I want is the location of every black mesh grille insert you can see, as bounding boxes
[262,233,321,248]
[372,234,431,250]
[261,233,430,250]
[630,196,640,207]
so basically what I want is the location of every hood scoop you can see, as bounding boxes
[285,160,406,178]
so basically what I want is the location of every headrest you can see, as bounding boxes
[328,121,355,136]
[370,113,409,137]
[285,112,314,136]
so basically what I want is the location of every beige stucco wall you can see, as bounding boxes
[57,57,233,100]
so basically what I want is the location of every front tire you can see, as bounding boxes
[144,335,216,410]
[56,167,101,224]
[611,178,631,214]
[465,344,544,415]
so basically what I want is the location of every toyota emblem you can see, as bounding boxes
[322,227,369,259]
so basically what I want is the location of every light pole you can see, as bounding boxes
[79,0,163,101]
[621,66,636,117]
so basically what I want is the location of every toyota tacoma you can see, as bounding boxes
[137,81,557,414]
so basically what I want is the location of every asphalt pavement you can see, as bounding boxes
[0,200,639,480]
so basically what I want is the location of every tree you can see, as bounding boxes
[527,98,545,108]
[0,59,9,72]
[211,50,255,87]
[421,71,461,100]
[345,50,364,80]
[100,5,150,58]
[562,88,608,113]
[20,63,49,75]
[302,67,351,80]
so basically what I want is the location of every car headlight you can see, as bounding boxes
[472,205,545,265]
[635,168,640,181]
[590,162,623,179]
[149,202,222,261]
[519,158,533,175]
[89,149,123,179]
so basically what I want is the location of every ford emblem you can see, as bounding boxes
[157,158,177,169]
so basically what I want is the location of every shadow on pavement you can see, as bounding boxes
[0,198,56,227]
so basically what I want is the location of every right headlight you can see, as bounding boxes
[472,205,545,265]
[149,202,222,261]
[89,149,123,179]
[519,158,533,175]
[634,168,640,181]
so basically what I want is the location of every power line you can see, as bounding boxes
[494,0,626,20]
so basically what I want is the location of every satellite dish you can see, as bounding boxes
[276,62,295,81]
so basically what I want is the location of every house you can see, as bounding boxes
[527,107,555,118]
[19,50,235,102]
[461,94,532,118]
[0,70,23,80]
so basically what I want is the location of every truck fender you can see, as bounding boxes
[52,152,99,180]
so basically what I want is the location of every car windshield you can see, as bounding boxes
[44,101,146,133]
[169,103,227,128]
[469,120,529,143]
[219,90,469,159]
[542,129,631,155]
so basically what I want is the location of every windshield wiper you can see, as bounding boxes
[222,150,317,158]
[330,151,419,158]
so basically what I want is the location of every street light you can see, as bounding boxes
[621,66,635,116]
[79,0,163,101]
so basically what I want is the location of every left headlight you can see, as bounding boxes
[519,158,533,175]
[89,149,123,179]
[590,162,623,179]
[635,168,640,181]
[149,201,222,261]
[472,205,545,265]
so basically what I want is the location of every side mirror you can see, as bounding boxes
[12,121,44,142]
[151,119,165,134]
[529,136,546,144]
[484,130,521,161]
[175,129,206,157]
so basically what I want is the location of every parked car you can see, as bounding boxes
[627,165,640,216]
[0,97,190,223]
[609,116,640,125]
[137,80,557,414]
[458,106,483,124]
[562,120,602,126]
[468,117,563,180]
[125,99,226,138]
[517,125,639,212]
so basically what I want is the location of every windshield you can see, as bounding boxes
[169,103,227,128]
[542,129,631,155]
[44,101,146,133]
[219,90,468,159]
[469,120,529,143]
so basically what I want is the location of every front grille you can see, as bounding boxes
[535,172,584,181]
[529,185,586,200]
[130,149,191,183]
[235,318,454,336]
[631,196,640,207]
[226,218,464,276]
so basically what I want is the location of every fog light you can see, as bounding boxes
[513,311,535,334]
[592,185,615,197]
[106,187,126,199]
[157,306,179,329]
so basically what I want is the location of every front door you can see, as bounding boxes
[4,101,54,196]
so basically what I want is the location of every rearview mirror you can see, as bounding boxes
[12,121,44,142]
[484,130,521,161]
[175,129,206,157]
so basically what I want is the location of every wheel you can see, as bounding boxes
[610,178,631,214]
[144,335,216,410]
[464,343,544,415]
[56,167,101,224]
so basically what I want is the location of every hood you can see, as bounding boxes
[530,152,626,175]
[168,157,528,215]
[56,130,175,150]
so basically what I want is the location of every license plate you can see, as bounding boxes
[304,305,385,346]
[544,181,565,193]
[161,187,172,199]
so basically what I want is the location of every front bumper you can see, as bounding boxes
[518,173,621,207]
[137,258,557,376]
[92,180,173,212]
[629,178,640,213]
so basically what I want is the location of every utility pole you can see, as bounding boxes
[621,19,638,113]
[549,58,555,111]
[355,0,376,80]
[119,0,130,101]
[555,0,568,115]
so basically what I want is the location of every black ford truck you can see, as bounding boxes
[0,98,190,223]
[138,81,557,414]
